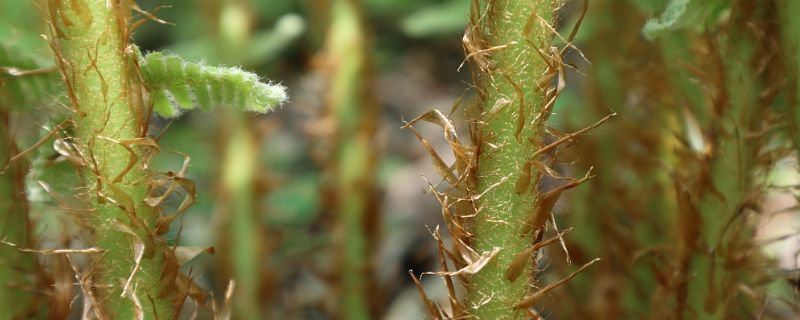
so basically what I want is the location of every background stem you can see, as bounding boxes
[323,0,379,318]
[215,1,265,318]
[220,112,262,319]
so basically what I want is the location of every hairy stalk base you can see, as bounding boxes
[467,1,555,319]
[50,1,175,318]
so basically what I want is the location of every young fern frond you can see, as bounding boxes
[642,0,729,41]
[139,51,287,118]
[642,0,690,40]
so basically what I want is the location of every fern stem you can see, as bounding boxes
[466,1,555,319]
[323,0,378,318]
[214,1,264,318]
[49,1,174,318]
[220,112,262,319]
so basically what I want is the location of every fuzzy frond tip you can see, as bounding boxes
[139,51,288,118]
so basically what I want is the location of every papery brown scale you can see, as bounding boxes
[506,229,571,282]
[434,230,462,316]
[409,271,441,319]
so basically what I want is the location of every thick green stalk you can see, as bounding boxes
[50,1,174,318]
[466,1,554,319]
[0,110,37,319]
[323,0,377,318]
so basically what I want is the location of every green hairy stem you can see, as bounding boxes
[49,1,175,318]
[466,1,556,319]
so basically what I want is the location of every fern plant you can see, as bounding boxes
[547,0,799,318]
[642,1,790,318]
